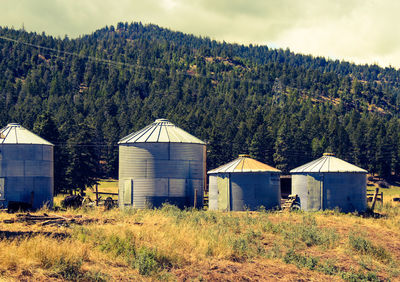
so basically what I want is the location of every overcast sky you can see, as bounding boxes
[1,0,399,68]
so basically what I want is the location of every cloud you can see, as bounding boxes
[0,0,399,68]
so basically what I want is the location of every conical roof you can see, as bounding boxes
[118,119,206,144]
[0,123,53,145]
[208,154,281,174]
[290,153,367,173]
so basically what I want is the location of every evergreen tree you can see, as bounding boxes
[33,112,68,194]
[64,123,99,194]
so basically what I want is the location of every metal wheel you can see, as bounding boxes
[104,197,114,210]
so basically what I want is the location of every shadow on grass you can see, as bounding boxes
[0,230,70,240]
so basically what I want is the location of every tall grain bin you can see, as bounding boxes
[118,119,206,209]
[290,153,367,212]
[0,123,54,209]
[208,155,281,211]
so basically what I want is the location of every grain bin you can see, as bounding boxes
[208,155,281,211]
[0,123,54,209]
[118,119,206,209]
[290,153,367,212]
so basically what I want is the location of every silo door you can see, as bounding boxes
[0,178,4,200]
[307,174,323,210]
[124,179,133,205]
[217,175,229,211]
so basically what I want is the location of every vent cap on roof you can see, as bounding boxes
[238,154,250,158]
[0,123,53,145]
[290,154,367,173]
[208,155,281,174]
[118,119,206,144]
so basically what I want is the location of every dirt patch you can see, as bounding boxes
[172,259,341,281]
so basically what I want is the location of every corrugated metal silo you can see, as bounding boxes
[118,119,206,209]
[290,153,367,212]
[208,155,281,211]
[0,123,54,209]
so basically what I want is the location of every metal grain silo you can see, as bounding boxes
[208,155,281,211]
[118,119,206,209]
[290,153,367,212]
[0,123,54,209]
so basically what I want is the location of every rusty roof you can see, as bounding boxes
[208,155,281,174]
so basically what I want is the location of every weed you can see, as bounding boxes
[260,219,279,233]
[341,270,380,282]
[231,238,249,259]
[348,233,392,263]
[283,249,319,270]
[82,270,109,282]
[44,257,83,280]
[135,247,159,275]
[257,205,267,213]
[266,242,283,259]
[99,233,136,259]
[317,259,339,275]
[281,215,339,249]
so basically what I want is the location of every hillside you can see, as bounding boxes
[0,22,399,187]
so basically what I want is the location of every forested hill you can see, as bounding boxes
[0,22,399,188]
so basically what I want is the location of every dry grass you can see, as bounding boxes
[0,204,399,281]
[1,181,399,281]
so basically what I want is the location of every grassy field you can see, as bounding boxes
[1,181,400,281]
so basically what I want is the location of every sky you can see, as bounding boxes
[1,0,399,68]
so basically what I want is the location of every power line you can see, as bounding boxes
[0,34,272,87]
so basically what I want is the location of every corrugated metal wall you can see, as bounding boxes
[230,173,281,211]
[323,173,366,212]
[291,172,366,212]
[208,172,281,211]
[0,144,54,209]
[119,143,205,209]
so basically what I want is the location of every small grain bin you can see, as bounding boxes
[118,119,206,209]
[0,123,54,209]
[290,153,367,212]
[208,155,281,211]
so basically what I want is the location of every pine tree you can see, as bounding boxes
[64,123,99,194]
[33,112,68,194]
